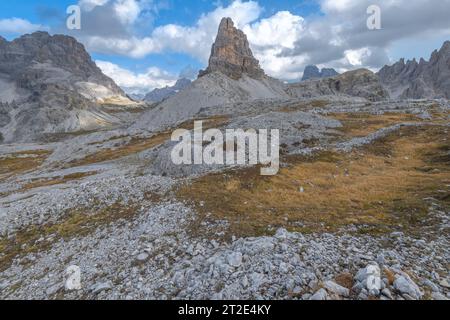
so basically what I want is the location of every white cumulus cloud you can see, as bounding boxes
[243,11,306,80]
[96,60,177,94]
[113,0,141,25]
[79,0,111,11]
[0,18,47,34]
[83,0,262,60]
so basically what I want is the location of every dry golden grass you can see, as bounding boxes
[280,100,329,112]
[0,150,51,180]
[99,96,137,106]
[330,112,422,137]
[335,273,354,289]
[68,115,230,167]
[103,106,147,114]
[428,104,450,121]
[177,124,449,239]
[19,171,98,191]
[384,268,396,286]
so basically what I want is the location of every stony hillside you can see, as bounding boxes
[288,69,389,102]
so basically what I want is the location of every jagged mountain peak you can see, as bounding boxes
[173,78,192,89]
[378,40,450,99]
[144,78,192,103]
[1,32,122,94]
[198,17,265,80]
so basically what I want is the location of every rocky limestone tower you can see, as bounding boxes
[199,17,265,80]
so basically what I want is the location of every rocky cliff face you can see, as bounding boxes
[0,32,129,142]
[302,65,339,81]
[289,69,389,102]
[198,18,265,80]
[0,31,124,101]
[378,41,450,99]
[144,78,192,103]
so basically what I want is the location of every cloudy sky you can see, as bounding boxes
[1,0,450,94]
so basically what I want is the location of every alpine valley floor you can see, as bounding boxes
[0,97,449,300]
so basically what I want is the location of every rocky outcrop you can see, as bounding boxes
[302,65,339,81]
[144,78,192,103]
[135,17,288,131]
[0,31,124,98]
[378,41,450,99]
[321,68,339,78]
[288,69,389,101]
[198,18,265,80]
[0,32,130,142]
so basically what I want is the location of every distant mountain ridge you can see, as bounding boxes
[302,65,339,81]
[144,78,192,103]
[290,69,388,102]
[378,41,450,99]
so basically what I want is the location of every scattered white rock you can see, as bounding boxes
[227,252,243,268]
[354,263,381,296]
[310,288,328,300]
[136,253,149,262]
[46,283,62,296]
[381,288,393,300]
[422,279,440,292]
[431,292,448,300]
[90,281,113,294]
[439,279,450,289]
[323,280,349,297]
[394,275,423,300]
